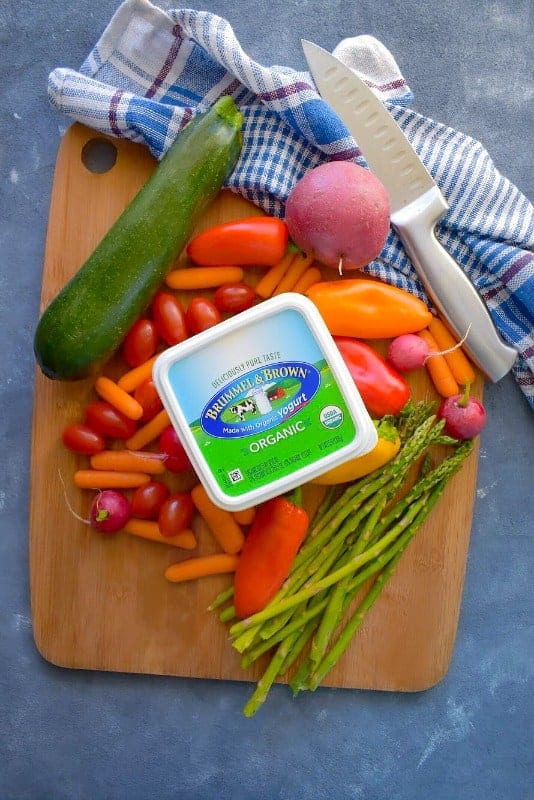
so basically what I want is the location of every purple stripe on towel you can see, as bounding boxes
[221,78,242,97]
[366,77,408,93]
[109,89,124,136]
[146,24,183,99]
[259,81,313,102]
[501,252,534,284]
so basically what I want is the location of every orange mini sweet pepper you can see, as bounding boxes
[306,279,432,339]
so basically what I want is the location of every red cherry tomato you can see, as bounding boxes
[122,318,159,368]
[152,292,188,345]
[159,425,192,472]
[61,423,105,455]
[84,401,138,440]
[186,297,222,334]
[131,481,170,520]
[133,378,163,422]
[158,492,195,537]
[213,282,256,313]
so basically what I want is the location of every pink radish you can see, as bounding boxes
[159,425,192,473]
[90,490,131,534]
[284,161,391,273]
[387,334,430,372]
[437,385,487,440]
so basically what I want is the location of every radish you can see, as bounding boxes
[90,489,131,533]
[284,161,390,273]
[387,334,430,372]
[159,425,192,472]
[437,385,487,440]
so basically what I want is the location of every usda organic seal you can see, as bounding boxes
[320,405,344,429]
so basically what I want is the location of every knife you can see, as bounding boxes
[302,40,517,383]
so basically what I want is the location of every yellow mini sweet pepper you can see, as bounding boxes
[312,418,401,486]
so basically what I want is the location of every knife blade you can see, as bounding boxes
[302,39,517,383]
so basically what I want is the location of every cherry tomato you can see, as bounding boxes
[213,282,256,313]
[186,297,222,334]
[158,492,195,537]
[131,480,170,520]
[84,401,138,440]
[159,425,192,472]
[122,318,159,368]
[152,292,188,345]
[62,422,105,455]
[133,378,163,422]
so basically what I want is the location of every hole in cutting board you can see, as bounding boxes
[81,137,118,174]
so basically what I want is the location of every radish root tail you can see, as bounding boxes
[424,323,472,362]
[58,468,90,525]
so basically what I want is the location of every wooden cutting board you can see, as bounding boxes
[30,123,482,691]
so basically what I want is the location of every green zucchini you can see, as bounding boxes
[34,97,243,380]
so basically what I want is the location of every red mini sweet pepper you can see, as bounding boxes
[186,216,289,267]
[335,336,411,417]
[233,493,309,619]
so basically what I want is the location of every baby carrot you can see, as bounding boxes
[428,316,476,386]
[94,376,144,420]
[273,252,314,295]
[165,266,244,290]
[90,450,166,474]
[418,329,460,398]
[74,470,151,489]
[123,519,197,549]
[292,266,323,295]
[117,355,159,393]
[164,553,239,584]
[255,251,296,299]
[191,483,245,555]
[232,506,256,526]
[125,409,170,451]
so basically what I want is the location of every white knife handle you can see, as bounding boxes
[391,186,517,383]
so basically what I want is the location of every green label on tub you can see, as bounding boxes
[166,308,357,498]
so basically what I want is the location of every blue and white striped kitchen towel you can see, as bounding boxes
[47,0,534,409]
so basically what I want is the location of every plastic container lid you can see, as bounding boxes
[153,293,377,511]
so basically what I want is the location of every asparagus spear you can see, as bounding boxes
[211,402,474,716]
[254,448,469,713]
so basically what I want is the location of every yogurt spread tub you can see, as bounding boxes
[153,293,377,511]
